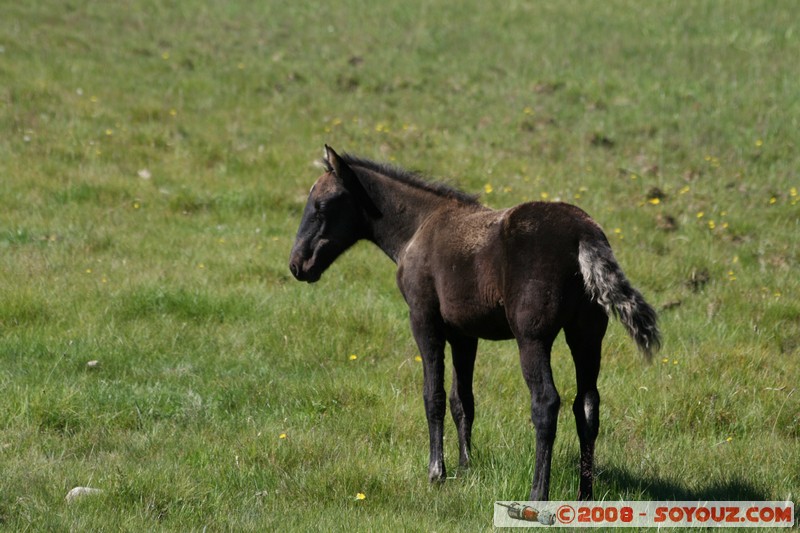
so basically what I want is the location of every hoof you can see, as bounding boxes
[529,490,548,502]
[428,464,446,482]
[458,449,471,468]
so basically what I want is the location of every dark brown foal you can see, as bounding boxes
[290,146,660,500]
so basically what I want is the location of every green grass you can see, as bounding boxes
[2,0,799,530]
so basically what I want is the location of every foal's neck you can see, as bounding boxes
[356,168,473,263]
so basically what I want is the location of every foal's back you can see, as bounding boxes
[398,201,603,341]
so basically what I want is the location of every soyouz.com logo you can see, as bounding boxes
[493,501,795,528]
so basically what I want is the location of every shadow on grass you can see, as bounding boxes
[601,466,769,501]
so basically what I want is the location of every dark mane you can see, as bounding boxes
[337,154,480,205]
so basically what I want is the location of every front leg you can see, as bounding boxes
[410,311,448,482]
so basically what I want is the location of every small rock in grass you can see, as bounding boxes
[86,360,100,369]
[66,486,103,502]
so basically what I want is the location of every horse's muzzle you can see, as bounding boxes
[289,258,321,283]
[289,260,302,280]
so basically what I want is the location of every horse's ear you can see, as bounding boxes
[321,146,334,172]
[324,145,345,175]
[324,145,382,219]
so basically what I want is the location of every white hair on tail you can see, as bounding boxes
[578,239,661,359]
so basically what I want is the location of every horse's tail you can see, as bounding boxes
[578,237,661,360]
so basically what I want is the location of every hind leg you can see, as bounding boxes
[517,334,560,501]
[564,305,608,500]
[448,333,478,468]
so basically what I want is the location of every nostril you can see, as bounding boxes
[289,261,300,278]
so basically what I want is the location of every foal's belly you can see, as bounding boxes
[441,301,514,341]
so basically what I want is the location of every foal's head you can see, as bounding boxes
[289,145,380,283]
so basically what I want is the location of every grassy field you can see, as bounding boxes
[1,0,798,530]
